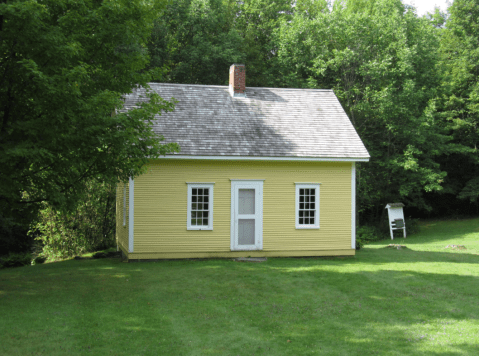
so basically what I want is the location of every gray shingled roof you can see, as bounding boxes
[123,83,370,160]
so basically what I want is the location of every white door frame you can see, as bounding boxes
[230,180,263,251]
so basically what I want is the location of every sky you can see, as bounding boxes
[404,0,453,16]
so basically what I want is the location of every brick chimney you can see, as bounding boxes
[229,64,246,97]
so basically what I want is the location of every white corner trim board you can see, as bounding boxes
[351,162,356,249]
[123,185,127,227]
[129,177,134,253]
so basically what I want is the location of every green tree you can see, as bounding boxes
[437,0,479,205]
[147,0,244,84]
[32,179,116,260]
[233,0,294,87]
[275,0,449,219]
[0,0,179,240]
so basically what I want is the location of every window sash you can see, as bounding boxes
[295,184,320,229]
[187,184,214,230]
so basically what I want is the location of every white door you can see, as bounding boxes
[230,180,263,251]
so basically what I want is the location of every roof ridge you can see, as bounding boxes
[147,83,334,92]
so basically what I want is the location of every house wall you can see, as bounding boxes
[127,159,354,259]
[116,180,129,253]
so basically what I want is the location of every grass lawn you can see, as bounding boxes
[1,218,479,355]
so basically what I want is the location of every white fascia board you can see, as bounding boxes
[128,177,134,253]
[156,155,370,162]
[351,162,356,250]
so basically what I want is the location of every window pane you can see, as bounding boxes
[203,218,208,225]
[204,211,208,218]
[192,196,197,202]
[300,196,304,202]
[192,203,197,210]
[300,203,304,209]
[310,189,315,195]
[310,203,315,210]
[305,218,309,224]
[203,188,208,195]
[197,211,202,219]
[239,189,255,214]
[198,188,203,195]
[198,203,203,210]
[192,189,197,195]
[300,189,304,195]
[191,212,196,219]
[299,218,304,224]
[204,203,208,210]
[238,219,255,245]
[310,196,315,202]
[305,196,310,202]
[305,189,309,195]
[299,211,303,217]
[310,217,315,224]
[204,196,209,203]
[191,219,196,226]
[305,203,309,209]
[198,196,203,203]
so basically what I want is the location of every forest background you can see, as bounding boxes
[1,0,478,260]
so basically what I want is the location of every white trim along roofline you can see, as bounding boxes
[157,155,369,162]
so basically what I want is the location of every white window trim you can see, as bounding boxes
[295,183,320,229]
[187,183,214,230]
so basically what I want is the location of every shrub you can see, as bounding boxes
[31,179,116,260]
[32,256,47,265]
[0,208,36,255]
[356,225,383,249]
[405,217,420,235]
[1,252,32,268]
[356,218,420,249]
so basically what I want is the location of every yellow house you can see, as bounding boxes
[117,64,370,260]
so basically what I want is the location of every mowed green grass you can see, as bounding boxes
[1,219,478,356]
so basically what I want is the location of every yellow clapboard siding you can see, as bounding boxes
[126,159,353,257]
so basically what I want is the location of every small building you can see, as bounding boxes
[116,64,370,260]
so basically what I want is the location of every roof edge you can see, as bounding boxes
[152,155,370,162]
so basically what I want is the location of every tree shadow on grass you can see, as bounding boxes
[353,247,479,265]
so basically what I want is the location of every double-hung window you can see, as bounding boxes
[187,183,214,230]
[295,183,320,229]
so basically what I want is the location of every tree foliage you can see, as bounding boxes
[31,179,116,260]
[147,0,244,84]
[437,0,479,204]
[0,0,179,224]
[274,0,449,217]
